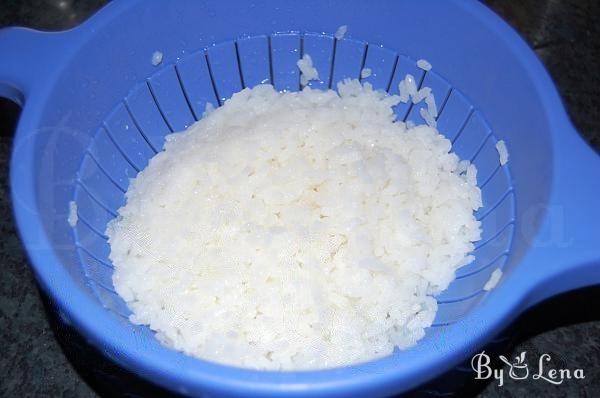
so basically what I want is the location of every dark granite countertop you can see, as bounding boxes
[0,1,599,397]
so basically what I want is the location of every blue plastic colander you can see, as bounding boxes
[2,0,599,396]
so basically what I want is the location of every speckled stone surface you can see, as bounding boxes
[480,322,600,397]
[0,138,96,397]
[0,1,598,397]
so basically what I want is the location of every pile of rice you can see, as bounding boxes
[107,79,482,370]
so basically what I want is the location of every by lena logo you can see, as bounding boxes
[471,351,585,387]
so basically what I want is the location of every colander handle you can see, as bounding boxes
[0,27,67,106]
[519,123,600,309]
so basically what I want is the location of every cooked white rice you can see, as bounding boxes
[107,80,482,370]
[151,51,163,66]
[412,87,431,104]
[420,107,437,128]
[417,59,432,71]
[334,25,348,40]
[424,92,438,118]
[67,201,78,227]
[398,74,417,103]
[399,72,439,128]
[360,67,372,79]
[496,140,509,165]
[484,268,503,291]
[297,54,319,87]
